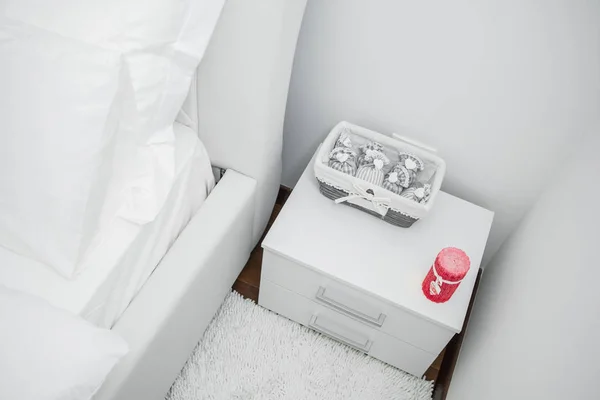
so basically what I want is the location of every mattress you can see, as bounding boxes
[0,122,214,328]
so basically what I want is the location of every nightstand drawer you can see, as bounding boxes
[259,279,436,376]
[262,250,453,354]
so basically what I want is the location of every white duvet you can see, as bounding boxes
[0,123,214,328]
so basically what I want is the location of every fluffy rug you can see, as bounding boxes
[166,291,433,400]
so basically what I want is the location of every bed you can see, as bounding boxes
[0,122,212,328]
[91,1,308,399]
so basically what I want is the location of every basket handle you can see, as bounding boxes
[391,133,437,153]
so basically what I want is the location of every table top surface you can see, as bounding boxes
[263,155,494,332]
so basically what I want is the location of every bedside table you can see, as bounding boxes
[259,155,493,376]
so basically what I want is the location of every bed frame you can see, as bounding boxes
[94,2,307,399]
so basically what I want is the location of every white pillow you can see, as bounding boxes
[4,0,226,224]
[0,17,125,278]
[0,0,224,278]
[0,285,128,400]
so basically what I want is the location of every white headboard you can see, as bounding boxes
[177,0,307,243]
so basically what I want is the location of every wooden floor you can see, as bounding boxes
[231,202,282,304]
[232,188,478,399]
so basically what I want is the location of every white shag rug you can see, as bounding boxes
[166,291,433,400]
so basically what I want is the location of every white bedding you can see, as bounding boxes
[0,123,214,328]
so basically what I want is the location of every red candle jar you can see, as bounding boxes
[422,247,470,303]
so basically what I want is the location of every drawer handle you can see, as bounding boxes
[315,287,387,327]
[309,315,373,353]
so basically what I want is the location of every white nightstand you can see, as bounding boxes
[259,154,493,376]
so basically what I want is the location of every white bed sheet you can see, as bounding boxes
[0,122,214,328]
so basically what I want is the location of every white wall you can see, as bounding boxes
[447,130,599,399]
[282,0,600,265]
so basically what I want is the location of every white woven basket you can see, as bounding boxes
[314,121,446,227]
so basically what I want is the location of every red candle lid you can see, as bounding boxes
[435,247,470,282]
